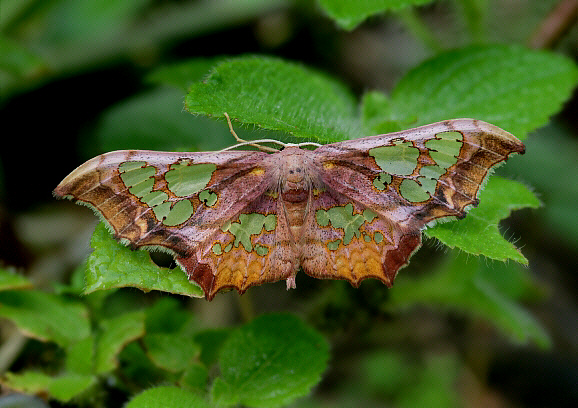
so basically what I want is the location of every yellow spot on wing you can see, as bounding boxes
[249,168,265,176]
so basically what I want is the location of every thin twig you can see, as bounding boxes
[528,0,578,49]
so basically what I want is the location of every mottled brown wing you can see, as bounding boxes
[302,119,524,286]
[54,149,293,298]
[299,189,420,288]
[176,192,300,300]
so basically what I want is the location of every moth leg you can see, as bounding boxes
[286,275,297,290]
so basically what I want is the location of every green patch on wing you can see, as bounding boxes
[119,160,198,226]
[425,131,463,168]
[369,139,419,176]
[220,213,277,253]
[370,132,463,203]
[373,172,392,190]
[165,161,216,197]
[316,204,378,247]
[199,189,218,207]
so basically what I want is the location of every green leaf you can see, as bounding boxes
[85,222,204,298]
[502,123,578,247]
[318,0,434,30]
[44,0,150,43]
[0,291,90,347]
[396,354,460,408]
[2,371,96,403]
[65,337,94,375]
[361,351,460,408]
[141,298,200,372]
[0,268,32,291]
[360,91,397,134]
[365,44,578,139]
[126,386,211,408]
[194,328,232,367]
[186,56,361,143]
[117,342,171,388]
[90,87,238,153]
[0,36,47,78]
[143,333,200,372]
[360,350,414,396]
[178,362,209,390]
[387,252,550,347]
[147,57,227,91]
[94,310,146,374]
[211,313,330,408]
[145,297,196,334]
[426,177,540,264]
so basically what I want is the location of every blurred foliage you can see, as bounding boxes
[1,0,577,407]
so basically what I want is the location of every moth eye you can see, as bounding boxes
[296,168,301,173]
[289,170,294,174]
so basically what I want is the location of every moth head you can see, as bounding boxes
[277,148,313,190]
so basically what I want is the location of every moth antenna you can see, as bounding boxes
[224,112,245,144]
[223,112,278,153]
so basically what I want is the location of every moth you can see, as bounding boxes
[54,117,524,300]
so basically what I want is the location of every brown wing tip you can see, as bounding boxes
[176,255,216,300]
